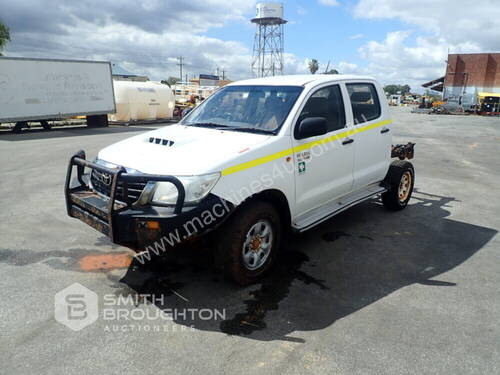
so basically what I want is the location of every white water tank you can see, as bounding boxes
[255,2,284,20]
[109,80,175,122]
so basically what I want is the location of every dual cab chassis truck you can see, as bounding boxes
[65,74,415,284]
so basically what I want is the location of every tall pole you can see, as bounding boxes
[177,57,184,82]
[324,60,330,74]
[262,24,266,77]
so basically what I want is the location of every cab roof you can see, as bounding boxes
[228,74,376,87]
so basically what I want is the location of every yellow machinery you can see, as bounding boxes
[478,92,500,114]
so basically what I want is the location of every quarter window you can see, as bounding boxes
[346,83,381,124]
[297,85,346,134]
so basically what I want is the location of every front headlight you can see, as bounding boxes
[151,172,220,205]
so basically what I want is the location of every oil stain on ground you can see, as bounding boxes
[0,246,328,336]
[220,251,328,336]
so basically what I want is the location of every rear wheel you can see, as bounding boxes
[214,201,281,285]
[382,160,415,210]
[13,121,27,133]
[40,120,52,130]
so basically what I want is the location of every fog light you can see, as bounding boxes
[146,221,160,230]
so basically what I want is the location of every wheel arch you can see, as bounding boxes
[237,188,292,229]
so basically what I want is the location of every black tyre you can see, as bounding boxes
[40,120,52,130]
[13,121,27,133]
[382,160,415,211]
[214,201,281,285]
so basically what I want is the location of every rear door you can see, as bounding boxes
[346,82,391,190]
[292,83,354,215]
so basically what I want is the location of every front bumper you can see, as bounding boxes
[64,151,233,250]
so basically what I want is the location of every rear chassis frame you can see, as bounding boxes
[391,142,415,160]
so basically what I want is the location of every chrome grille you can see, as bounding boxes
[90,169,147,203]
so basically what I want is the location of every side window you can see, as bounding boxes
[346,83,381,124]
[297,85,346,133]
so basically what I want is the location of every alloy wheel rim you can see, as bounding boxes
[242,219,273,271]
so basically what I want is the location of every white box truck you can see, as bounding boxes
[0,57,116,131]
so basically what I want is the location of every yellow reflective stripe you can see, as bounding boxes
[293,128,350,153]
[222,148,293,176]
[351,119,392,134]
[221,119,392,176]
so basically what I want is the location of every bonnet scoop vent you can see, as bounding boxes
[149,137,175,147]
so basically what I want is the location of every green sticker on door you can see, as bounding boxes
[298,161,306,174]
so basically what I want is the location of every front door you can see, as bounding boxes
[292,84,355,216]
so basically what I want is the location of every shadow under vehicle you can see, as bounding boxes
[114,190,497,341]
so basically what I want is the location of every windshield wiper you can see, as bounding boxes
[186,122,225,128]
[187,122,274,134]
[214,126,274,134]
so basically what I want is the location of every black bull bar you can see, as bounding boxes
[64,150,185,244]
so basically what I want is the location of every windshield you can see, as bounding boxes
[181,85,303,134]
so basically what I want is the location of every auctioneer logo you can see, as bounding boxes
[54,283,98,331]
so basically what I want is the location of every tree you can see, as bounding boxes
[326,69,339,75]
[0,20,10,56]
[308,59,319,74]
[384,84,411,96]
[384,85,398,95]
[161,76,180,87]
[401,84,411,95]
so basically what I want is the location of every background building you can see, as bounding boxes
[444,53,500,107]
[423,53,500,110]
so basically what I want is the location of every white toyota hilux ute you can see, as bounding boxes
[65,74,415,284]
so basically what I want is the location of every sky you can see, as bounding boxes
[1,0,499,92]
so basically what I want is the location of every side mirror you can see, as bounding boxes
[295,117,328,140]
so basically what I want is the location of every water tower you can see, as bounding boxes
[251,3,287,77]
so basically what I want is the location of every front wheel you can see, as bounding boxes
[382,160,415,210]
[214,201,281,285]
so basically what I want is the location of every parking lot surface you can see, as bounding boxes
[0,107,499,374]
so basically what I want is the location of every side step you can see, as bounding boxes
[293,183,386,232]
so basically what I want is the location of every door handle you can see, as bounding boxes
[342,138,354,145]
[380,128,390,134]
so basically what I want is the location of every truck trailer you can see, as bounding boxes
[0,57,116,132]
